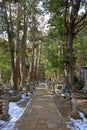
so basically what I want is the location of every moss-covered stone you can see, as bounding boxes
[70,111,82,119]
[1,114,10,121]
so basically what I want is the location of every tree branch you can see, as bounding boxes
[75,12,87,26]
[64,0,69,32]
[75,19,87,35]
[70,0,81,26]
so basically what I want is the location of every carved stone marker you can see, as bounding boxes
[71,94,78,112]
[3,92,10,116]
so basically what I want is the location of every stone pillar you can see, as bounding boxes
[3,92,10,116]
[71,94,78,112]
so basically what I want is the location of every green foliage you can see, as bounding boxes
[75,34,87,66]
[48,16,65,39]
[0,39,11,81]
[47,0,65,13]
[41,37,65,78]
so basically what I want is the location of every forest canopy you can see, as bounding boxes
[0,0,87,90]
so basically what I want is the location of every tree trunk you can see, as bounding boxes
[29,0,37,83]
[66,33,74,86]
[16,2,21,87]
[3,2,18,89]
[34,44,41,81]
[21,9,28,87]
[29,42,35,82]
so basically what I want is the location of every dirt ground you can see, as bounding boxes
[51,93,71,117]
[22,88,87,119]
[51,91,87,119]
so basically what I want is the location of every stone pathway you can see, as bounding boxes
[12,84,70,130]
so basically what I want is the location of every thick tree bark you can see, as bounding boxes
[29,41,35,82]
[21,6,28,87]
[64,0,85,86]
[34,44,41,81]
[16,2,21,87]
[3,2,18,89]
[29,0,37,82]
[66,32,74,85]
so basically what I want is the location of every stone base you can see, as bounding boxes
[10,92,21,102]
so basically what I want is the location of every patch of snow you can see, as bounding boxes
[79,111,87,122]
[61,93,66,97]
[66,122,79,130]
[9,102,24,119]
[21,93,32,99]
[67,111,87,130]
[70,118,87,130]
[0,120,6,126]
[0,94,31,130]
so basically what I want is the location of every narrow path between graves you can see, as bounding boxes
[11,83,70,130]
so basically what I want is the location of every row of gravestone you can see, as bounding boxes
[25,81,39,96]
[0,81,38,120]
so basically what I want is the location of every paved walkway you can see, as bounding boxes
[13,84,70,130]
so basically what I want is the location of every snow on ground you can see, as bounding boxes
[0,88,87,130]
[67,111,87,130]
[56,91,87,130]
[0,93,32,130]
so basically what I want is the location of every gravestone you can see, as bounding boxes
[25,82,34,95]
[10,90,21,102]
[71,94,78,112]
[3,93,10,116]
[0,92,10,120]
[29,82,34,93]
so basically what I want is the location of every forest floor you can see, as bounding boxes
[50,89,87,129]
[50,90,87,118]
